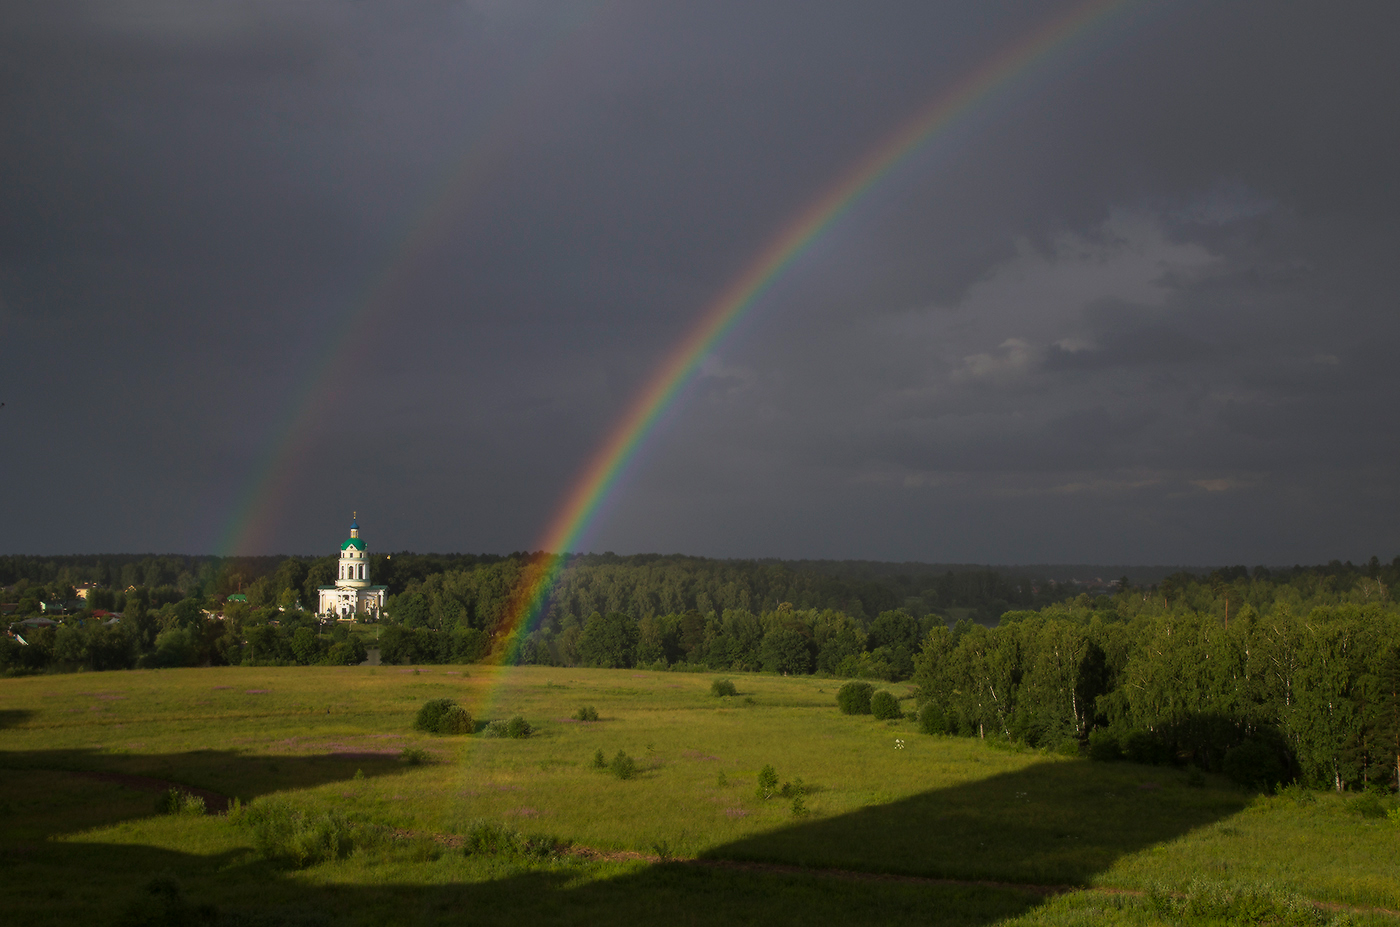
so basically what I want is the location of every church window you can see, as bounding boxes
[358,564,364,580]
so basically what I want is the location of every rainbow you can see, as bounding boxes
[492,0,1140,658]
[213,3,608,556]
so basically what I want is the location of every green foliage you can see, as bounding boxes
[1088,729,1122,762]
[237,798,367,868]
[591,748,607,769]
[574,705,599,722]
[577,612,640,668]
[1345,793,1387,819]
[115,872,217,927]
[608,750,638,780]
[414,697,452,732]
[460,820,568,859]
[1146,881,1341,926]
[1122,729,1173,766]
[154,787,206,816]
[414,698,472,735]
[482,716,532,738]
[790,793,808,817]
[439,705,474,735]
[837,681,873,715]
[870,689,901,720]
[710,678,737,697]
[918,702,947,735]
[400,747,429,766]
[1223,738,1288,791]
[756,764,778,799]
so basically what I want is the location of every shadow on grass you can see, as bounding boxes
[0,708,34,729]
[0,753,1249,927]
[706,760,1248,886]
[0,746,414,815]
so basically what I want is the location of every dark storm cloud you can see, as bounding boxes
[2,0,1398,563]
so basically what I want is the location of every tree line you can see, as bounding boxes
[8,551,1400,792]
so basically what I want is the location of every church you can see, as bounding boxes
[316,516,388,619]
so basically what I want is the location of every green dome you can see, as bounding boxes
[341,538,365,552]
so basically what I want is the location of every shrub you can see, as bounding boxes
[836,681,873,715]
[756,764,778,799]
[779,778,808,798]
[461,820,569,859]
[1123,730,1173,766]
[790,794,808,817]
[154,787,205,816]
[711,678,737,697]
[609,751,638,780]
[506,716,533,739]
[1223,739,1287,791]
[400,747,429,766]
[574,705,599,722]
[1346,794,1387,819]
[918,703,946,735]
[870,690,901,720]
[415,698,472,735]
[116,873,216,927]
[438,705,474,735]
[237,798,365,868]
[1087,729,1121,762]
[591,748,607,769]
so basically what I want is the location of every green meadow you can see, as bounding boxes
[2,665,1397,926]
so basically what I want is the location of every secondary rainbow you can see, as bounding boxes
[493,0,1140,657]
[211,4,608,557]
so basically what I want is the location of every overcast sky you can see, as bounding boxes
[3,0,1398,564]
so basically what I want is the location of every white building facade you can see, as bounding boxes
[316,517,388,619]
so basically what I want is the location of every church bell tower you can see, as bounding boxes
[337,514,370,589]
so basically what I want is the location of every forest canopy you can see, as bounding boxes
[6,552,1400,793]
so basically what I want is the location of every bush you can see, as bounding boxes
[1123,729,1173,766]
[836,681,873,715]
[1087,729,1121,762]
[438,705,474,735]
[574,705,599,722]
[1223,739,1287,791]
[115,873,217,927]
[591,748,607,769]
[154,787,206,816]
[609,751,638,780]
[779,778,808,798]
[870,690,901,720]
[237,798,366,868]
[756,764,778,799]
[415,698,472,735]
[483,716,532,738]
[711,678,737,697]
[917,703,947,735]
[400,747,429,766]
[461,820,569,859]
[1346,793,1387,819]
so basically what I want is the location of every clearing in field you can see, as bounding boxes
[2,665,1397,926]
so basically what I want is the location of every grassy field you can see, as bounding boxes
[2,664,1397,926]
